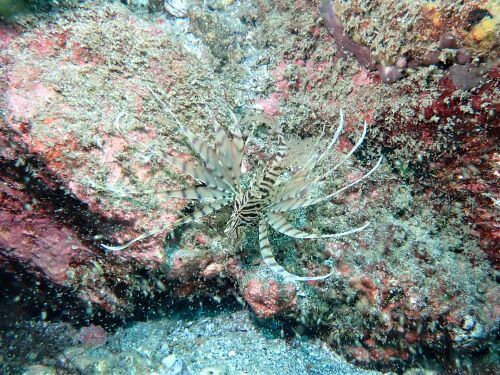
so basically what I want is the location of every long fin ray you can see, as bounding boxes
[101,224,172,252]
[273,111,345,202]
[101,200,231,252]
[165,187,230,201]
[266,213,370,239]
[317,118,367,182]
[269,155,383,212]
[304,110,344,171]
[259,220,335,282]
[273,112,362,205]
[146,87,236,192]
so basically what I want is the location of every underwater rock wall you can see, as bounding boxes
[0,0,498,372]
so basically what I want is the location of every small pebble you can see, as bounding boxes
[456,49,473,65]
[421,51,441,66]
[378,64,404,83]
[160,354,189,375]
[439,32,459,49]
[161,354,177,368]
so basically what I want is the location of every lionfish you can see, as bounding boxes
[102,100,382,282]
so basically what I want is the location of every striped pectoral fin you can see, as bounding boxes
[273,173,312,201]
[258,220,335,282]
[179,125,236,191]
[229,141,243,185]
[218,111,245,185]
[266,212,370,239]
[144,90,237,191]
[165,187,231,201]
[175,200,232,226]
[162,153,231,193]
[229,119,244,184]
[213,120,240,187]
[111,113,230,191]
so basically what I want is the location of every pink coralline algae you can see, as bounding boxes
[242,279,297,319]
[78,324,108,346]
[0,3,195,313]
[0,175,94,285]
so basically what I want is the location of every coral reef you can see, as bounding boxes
[0,0,497,373]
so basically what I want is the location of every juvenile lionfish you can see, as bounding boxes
[102,99,382,282]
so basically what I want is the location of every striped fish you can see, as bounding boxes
[225,161,284,238]
[102,101,382,283]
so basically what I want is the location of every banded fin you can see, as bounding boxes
[258,219,335,282]
[178,124,236,191]
[269,155,383,213]
[165,187,230,201]
[146,87,236,192]
[229,111,245,184]
[112,113,231,193]
[101,200,231,252]
[161,153,232,193]
[266,213,370,239]
[273,111,344,202]
[213,118,239,188]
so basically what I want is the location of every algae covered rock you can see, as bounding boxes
[0,1,497,374]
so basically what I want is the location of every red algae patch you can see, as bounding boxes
[242,279,297,319]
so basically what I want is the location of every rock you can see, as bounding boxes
[377,64,404,83]
[448,64,487,90]
[439,32,459,49]
[164,0,189,17]
[160,354,189,375]
[126,0,164,12]
[0,1,497,372]
[0,0,228,313]
[78,324,108,347]
[319,0,498,83]
[241,278,297,319]
[22,364,57,375]
[320,0,376,70]
[456,49,473,64]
